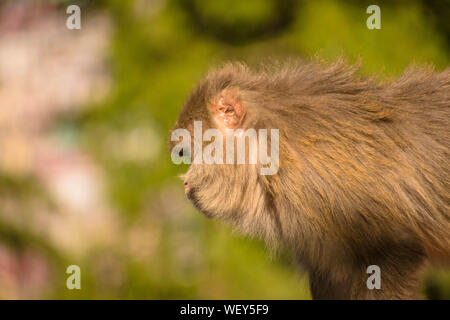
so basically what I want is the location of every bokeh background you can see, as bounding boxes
[0,0,449,299]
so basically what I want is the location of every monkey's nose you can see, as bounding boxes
[184,181,190,193]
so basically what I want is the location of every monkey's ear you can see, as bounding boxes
[212,88,246,130]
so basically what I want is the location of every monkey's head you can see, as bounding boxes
[168,63,282,238]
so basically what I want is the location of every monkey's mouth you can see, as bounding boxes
[186,188,213,219]
[186,187,196,202]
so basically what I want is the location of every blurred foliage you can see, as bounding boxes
[2,0,449,299]
[179,0,297,44]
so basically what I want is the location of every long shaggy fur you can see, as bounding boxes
[170,59,450,299]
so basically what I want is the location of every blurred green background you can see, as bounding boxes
[0,0,448,299]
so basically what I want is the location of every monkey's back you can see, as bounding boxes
[389,67,450,261]
[271,63,450,263]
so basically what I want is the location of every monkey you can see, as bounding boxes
[168,59,450,299]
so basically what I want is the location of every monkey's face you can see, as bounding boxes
[169,86,276,226]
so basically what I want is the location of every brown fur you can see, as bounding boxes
[169,59,450,299]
